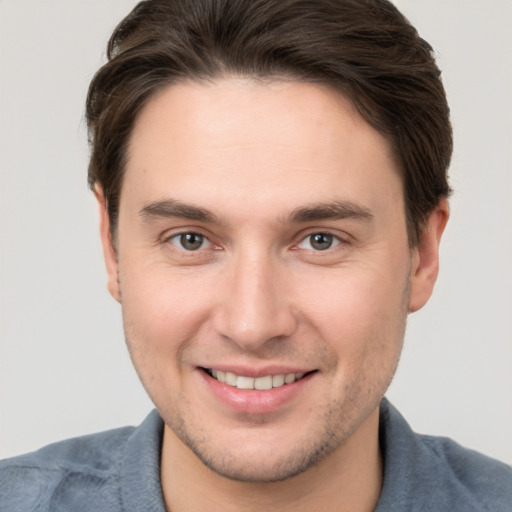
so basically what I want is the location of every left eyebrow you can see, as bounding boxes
[287,200,374,224]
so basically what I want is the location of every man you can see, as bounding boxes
[1,0,511,510]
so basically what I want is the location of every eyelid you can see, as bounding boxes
[159,227,351,254]
[170,232,211,250]
[161,228,220,251]
[297,232,340,251]
[293,229,350,249]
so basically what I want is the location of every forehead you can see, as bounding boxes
[122,78,403,221]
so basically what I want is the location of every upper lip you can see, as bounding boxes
[198,365,316,378]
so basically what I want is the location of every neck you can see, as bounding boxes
[160,407,382,512]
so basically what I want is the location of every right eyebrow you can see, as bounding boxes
[139,199,219,224]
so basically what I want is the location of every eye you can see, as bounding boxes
[297,232,340,251]
[169,232,212,251]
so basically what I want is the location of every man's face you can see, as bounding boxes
[100,78,436,482]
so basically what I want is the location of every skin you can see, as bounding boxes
[97,78,448,511]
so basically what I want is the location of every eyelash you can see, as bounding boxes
[163,230,347,254]
[295,232,343,252]
[166,231,214,252]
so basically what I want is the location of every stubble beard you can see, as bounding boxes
[124,273,411,484]
[162,335,407,484]
[165,392,369,483]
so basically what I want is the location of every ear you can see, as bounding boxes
[409,198,449,313]
[94,187,121,303]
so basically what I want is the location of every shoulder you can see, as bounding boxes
[0,424,135,511]
[378,399,512,511]
[418,433,512,508]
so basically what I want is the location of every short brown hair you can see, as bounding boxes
[86,0,452,246]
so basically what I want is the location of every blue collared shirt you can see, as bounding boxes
[1,399,511,511]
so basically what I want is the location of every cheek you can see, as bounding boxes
[298,265,406,321]
[119,265,215,366]
[294,266,409,364]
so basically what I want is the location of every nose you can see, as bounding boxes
[213,249,297,351]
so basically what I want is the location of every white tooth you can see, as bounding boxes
[254,375,273,390]
[225,372,237,386]
[284,373,296,384]
[295,372,304,380]
[217,370,226,383]
[211,369,218,379]
[237,376,255,390]
[272,374,285,388]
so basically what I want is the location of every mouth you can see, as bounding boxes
[201,368,315,390]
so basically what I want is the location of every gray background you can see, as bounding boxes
[1,0,511,464]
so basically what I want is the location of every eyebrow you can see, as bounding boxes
[287,200,374,224]
[139,198,374,225]
[139,199,219,224]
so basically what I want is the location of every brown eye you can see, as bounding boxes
[170,232,210,251]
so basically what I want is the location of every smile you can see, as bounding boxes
[205,369,308,390]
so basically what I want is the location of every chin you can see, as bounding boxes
[187,438,333,483]
[168,407,357,483]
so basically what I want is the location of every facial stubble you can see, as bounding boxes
[123,270,411,484]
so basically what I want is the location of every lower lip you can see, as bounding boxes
[199,370,314,415]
